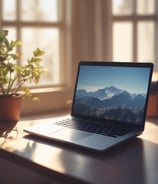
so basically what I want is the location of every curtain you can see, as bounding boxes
[70,0,112,66]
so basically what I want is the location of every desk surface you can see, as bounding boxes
[0,112,158,184]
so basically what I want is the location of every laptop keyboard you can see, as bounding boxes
[55,119,131,138]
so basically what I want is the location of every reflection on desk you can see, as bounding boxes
[0,112,158,184]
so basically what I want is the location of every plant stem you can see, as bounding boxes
[13,80,25,94]
[6,69,12,95]
[0,85,5,95]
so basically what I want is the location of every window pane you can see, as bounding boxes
[21,0,58,22]
[113,23,133,61]
[3,0,16,20]
[21,28,60,85]
[138,22,154,63]
[112,0,134,15]
[137,0,155,15]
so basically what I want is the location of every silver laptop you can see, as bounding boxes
[24,61,153,151]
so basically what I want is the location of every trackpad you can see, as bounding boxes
[49,129,91,142]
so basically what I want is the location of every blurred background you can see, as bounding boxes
[0,0,157,115]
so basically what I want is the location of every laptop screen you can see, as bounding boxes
[72,62,153,126]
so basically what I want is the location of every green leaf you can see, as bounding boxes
[30,57,42,63]
[0,30,8,42]
[4,38,10,49]
[10,53,20,60]
[33,48,45,57]
[8,40,22,51]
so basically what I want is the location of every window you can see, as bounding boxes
[0,0,72,115]
[112,0,157,69]
[0,0,68,87]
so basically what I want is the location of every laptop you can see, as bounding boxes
[24,61,153,151]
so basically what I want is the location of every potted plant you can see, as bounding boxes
[147,81,158,117]
[0,29,47,122]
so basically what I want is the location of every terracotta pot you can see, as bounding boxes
[0,95,22,123]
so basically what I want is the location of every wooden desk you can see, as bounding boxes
[0,112,158,184]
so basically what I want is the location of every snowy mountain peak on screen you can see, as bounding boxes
[76,86,124,100]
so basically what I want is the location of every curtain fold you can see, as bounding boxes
[70,0,112,64]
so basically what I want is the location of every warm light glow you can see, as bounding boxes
[140,122,158,144]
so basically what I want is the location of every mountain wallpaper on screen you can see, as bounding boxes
[74,86,146,125]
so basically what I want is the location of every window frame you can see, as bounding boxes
[112,0,158,70]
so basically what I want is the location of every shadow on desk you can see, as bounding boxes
[0,122,18,147]
[16,134,151,184]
